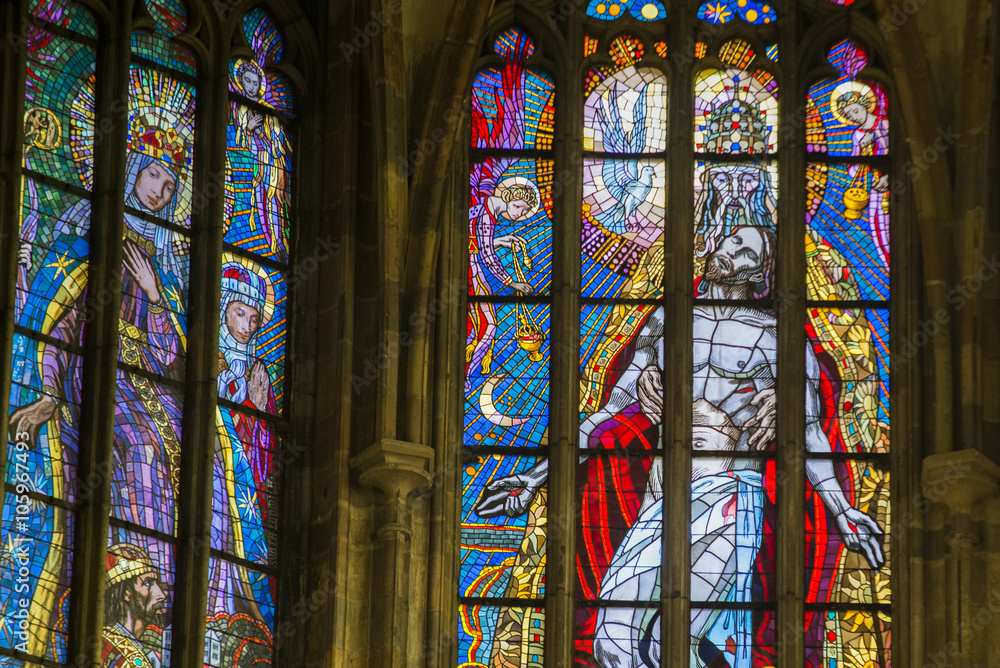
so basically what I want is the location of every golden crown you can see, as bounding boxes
[106,543,158,586]
[128,116,187,170]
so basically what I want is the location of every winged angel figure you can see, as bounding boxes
[594,83,655,234]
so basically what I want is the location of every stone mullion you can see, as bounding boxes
[301,0,358,663]
[0,0,28,507]
[547,12,582,668]
[427,156,463,668]
[776,3,805,668]
[889,73,912,668]
[67,0,132,663]
[169,26,227,668]
[663,5,694,666]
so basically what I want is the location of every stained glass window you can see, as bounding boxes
[1,2,298,666]
[3,3,96,660]
[206,8,296,664]
[461,28,554,666]
[462,7,893,668]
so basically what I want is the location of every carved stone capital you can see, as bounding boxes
[922,449,1000,513]
[351,439,434,526]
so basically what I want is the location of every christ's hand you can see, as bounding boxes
[636,365,663,423]
[746,388,777,450]
[835,507,885,569]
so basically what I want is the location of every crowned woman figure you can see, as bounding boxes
[11,106,191,590]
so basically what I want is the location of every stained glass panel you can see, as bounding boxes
[228,9,294,114]
[806,163,889,301]
[807,41,888,158]
[584,67,667,153]
[9,334,83,502]
[807,610,890,667]
[694,162,778,294]
[576,603,659,665]
[130,0,196,75]
[25,30,95,187]
[691,607,777,666]
[583,159,664,286]
[581,305,664,420]
[465,304,549,449]
[127,67,196,228]
[471,29,555,151]
[205,557,275,667]
[690,457,776,604]
[469,158,553,297]
[103,530,175,667]
[693,305,778,449]
[117,222,190,381]
[224,108,292,263]
[585,0,666,21]
[807,308,890,454]
[108,375,183,538]
[578,454,661,601]
[213,407,280,568]
[459,605,544,667]
[30,0,98,38]
[217,254,288,414]
[16,180,89,333]
[461,455,547,599]
[805,459,890,606]
[0,499,74,662]
[695,69,778,154]
[697,0,778,24]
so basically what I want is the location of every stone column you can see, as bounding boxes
[922,449,1000,668]
[351,439,434,667]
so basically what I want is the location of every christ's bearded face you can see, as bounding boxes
[704,228,766,284]
[709,166,761,209]
[225,300,261,344]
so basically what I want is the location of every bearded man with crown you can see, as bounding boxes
[11,101,191,601]
[102,543,169,668]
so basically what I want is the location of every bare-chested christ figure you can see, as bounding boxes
[475,224,884,667]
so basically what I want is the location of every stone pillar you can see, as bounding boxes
[351,439,434,667]
[922,449,1000,667]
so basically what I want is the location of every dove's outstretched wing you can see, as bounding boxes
[628,83,649,153]
[597,84,627,153]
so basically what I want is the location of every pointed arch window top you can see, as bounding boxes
[230,7,294,113]
[145,0,188,36]
[30,0,98,37]
[472,28,555,151]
